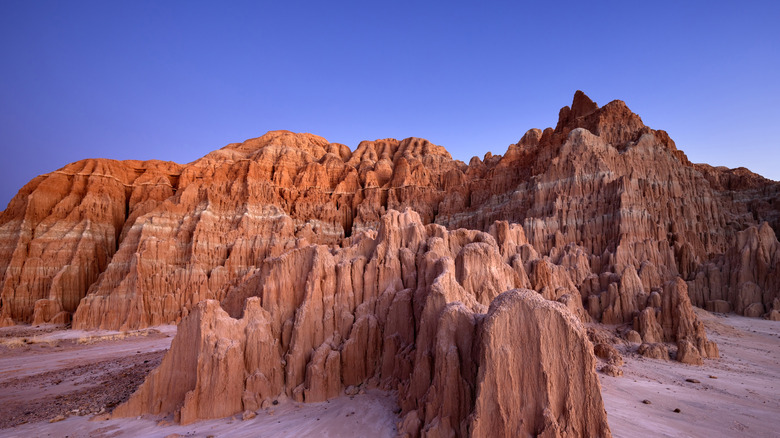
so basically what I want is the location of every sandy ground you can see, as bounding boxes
[1,389,399,438]
[0,325,175,429]
[600,309,780,438]
[0,309,777,437]
[0,324,400,437]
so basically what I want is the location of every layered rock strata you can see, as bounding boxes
[1,91,777,329]
[0,159,181,326]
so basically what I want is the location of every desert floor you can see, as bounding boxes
[600,309,780,437]
[0,308,777,437]
[0,325,399,438]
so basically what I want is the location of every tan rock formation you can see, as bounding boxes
[468,290,611,437]
[3,91,777,331]
[634,278,718,362]
[600,364,624,377]
[688,222,780,318]
[676,339,703,365]
[624,329,642,344]
[6,90,775,434]
[114,211,611,436]
[637,343,670,360]
[594,343,624,367]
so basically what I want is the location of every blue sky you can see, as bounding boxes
[1,1,778,208]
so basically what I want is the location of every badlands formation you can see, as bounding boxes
[1,91,779,436]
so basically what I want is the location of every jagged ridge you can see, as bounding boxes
[2,91,777,329]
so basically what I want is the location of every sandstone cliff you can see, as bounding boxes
[2,91,777,329]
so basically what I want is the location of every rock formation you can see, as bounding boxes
[114,210,611,436]
[0,159,181,327]
[1,90,778,433]
[2,91,777,329]
[688,222,780,318]
[467,290,610,437]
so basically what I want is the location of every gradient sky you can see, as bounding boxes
[1,1,778,209]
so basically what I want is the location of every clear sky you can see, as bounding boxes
[1,1,778,209]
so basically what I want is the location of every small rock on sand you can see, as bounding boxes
[600,364,623,377]
[345,385,359,396]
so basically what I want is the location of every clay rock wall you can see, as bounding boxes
[688,222,780,318]
[468,289,611,437]
[2,91,778,330]
[0,158,180,326]
[69,132,465,330]
[114,209,611,436]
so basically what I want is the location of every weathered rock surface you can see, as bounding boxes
[594,343,624,367]
[638,343,670,360]
[688,222,780,319]
[0,159,181,326]
[2,91,777,330]
[3,90,778,434]
[468,290,611,437]
[114,212,611,435]
[632,278,719,362]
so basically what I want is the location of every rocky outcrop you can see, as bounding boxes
[468,290,611,437]
[114,211,611,436]
[67,133,466,330]
[638,343,670,360]
[7,90,773,436]
[633,278,719,363]
[688,222,780,318]
[113,210,506,425]
[2,91,777,330]
[0,159,181,327]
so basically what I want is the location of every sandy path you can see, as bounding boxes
[600,310,780,438]
[0,326,175,380]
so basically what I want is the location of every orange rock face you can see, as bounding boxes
[0,159,181,327]
[2,92,777,329]
[1,91,778,433]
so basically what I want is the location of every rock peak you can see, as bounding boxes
[554,90,651,148]
[571,90,599,119]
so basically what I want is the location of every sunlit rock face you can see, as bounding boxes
[0,158,181,327]
[2,91,778,435]
[3,91,776,329]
